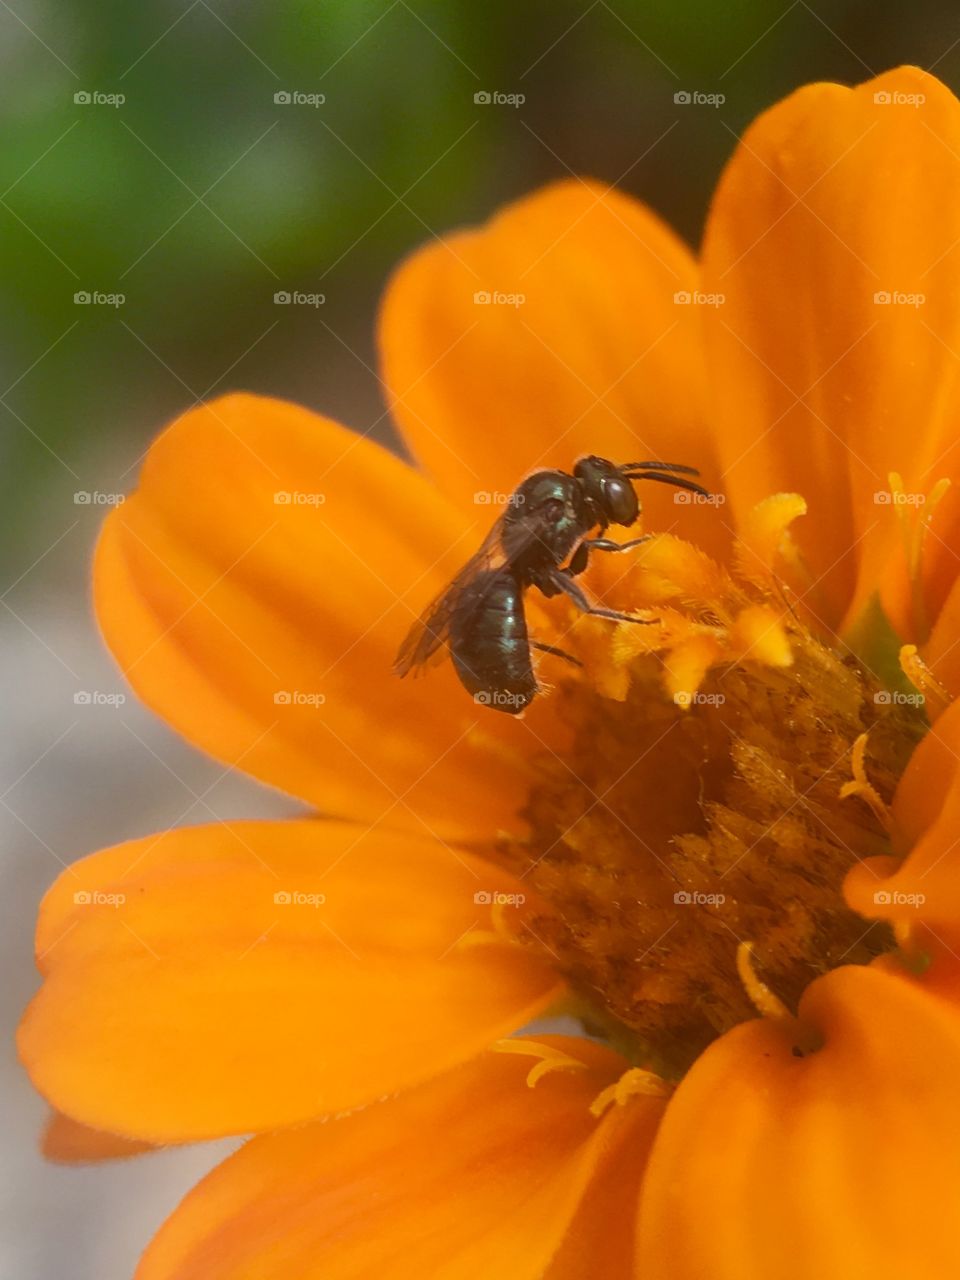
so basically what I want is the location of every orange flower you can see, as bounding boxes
[19,65,960,1278]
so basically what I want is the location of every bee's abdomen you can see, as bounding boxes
[450,571,536,714]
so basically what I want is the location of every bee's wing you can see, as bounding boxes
[395,501,570,677]
[394,517,511,676]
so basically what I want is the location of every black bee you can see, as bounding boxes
[395,457,709,714]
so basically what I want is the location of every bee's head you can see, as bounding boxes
[574,455,709,527]
[573,456,639,527]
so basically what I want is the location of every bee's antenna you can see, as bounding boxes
[626,471,712,499]
[621,461,701,477]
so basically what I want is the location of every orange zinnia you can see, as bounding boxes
[19,65,960,1278]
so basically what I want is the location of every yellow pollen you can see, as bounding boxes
[735,492,809,589]
[736,940,792,1020]
[491,1038,590,1087]
[839,731,891,831]
[455,901,524,951]
[589,1067,671,1118]
[900,643,951,719]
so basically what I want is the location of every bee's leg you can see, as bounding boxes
[586,535,651,554]
[531,570,563,598]
[530,640,583,668]
[565,535,651,577]
[564,541,590,577]
[545,567,655,625]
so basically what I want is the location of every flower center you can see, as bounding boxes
[495,500,928,1076]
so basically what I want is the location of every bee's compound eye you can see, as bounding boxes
[602,477,637,524]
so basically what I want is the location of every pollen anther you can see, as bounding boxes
[589,1067,671,1118]
[491,1038,590,1087]
[839,731,891,831]
[736,941,792,1021]
[900,643,951,719]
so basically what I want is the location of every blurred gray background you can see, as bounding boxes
[5,1,960,1276]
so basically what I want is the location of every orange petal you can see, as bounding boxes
[638,965,960,1279]
[846,699,960,945]
[380,180,724,556]
[18,820,561,1143]
[544,1094,657,1280]
[135,1037,662,1280]
[702,67,960,635]
[922,574,960,700]
[42,1112,158,1164]
[96,392,558,842]
[891,695,960,850]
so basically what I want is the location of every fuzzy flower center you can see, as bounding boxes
[496,495,928,1076]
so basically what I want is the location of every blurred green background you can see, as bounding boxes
[4,0,960,570]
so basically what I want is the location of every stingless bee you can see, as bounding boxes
[395,456,709,714]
